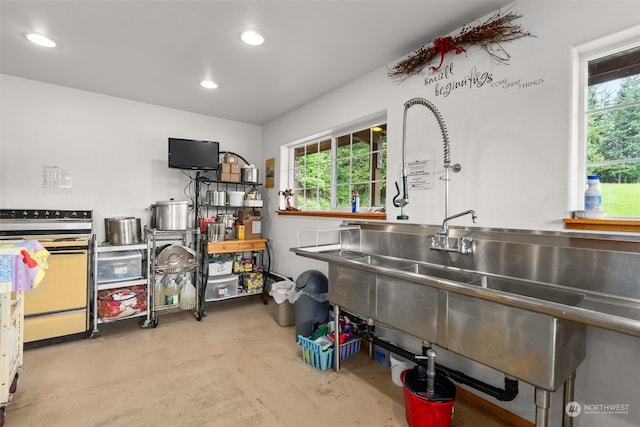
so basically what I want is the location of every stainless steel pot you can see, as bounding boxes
[207,190,226,207]
[242,167,259,183]
[153,200,190,230]
[105,217,141,245]
[216,214,235,229]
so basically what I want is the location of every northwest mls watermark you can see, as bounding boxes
[566,401,631,417]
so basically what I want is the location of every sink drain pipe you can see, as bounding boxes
[368,335,519,402]
[436,362,519,402]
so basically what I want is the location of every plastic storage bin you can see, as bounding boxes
[297,335,361,371]
[205,275,238,301]
[208,259,233,276]
[375,337,394,368]
[97,250,143,282]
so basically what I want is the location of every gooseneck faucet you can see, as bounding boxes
[395,97,477,254]
[395,97,460,220]
[396,98,452,219]
[396,97,476,253]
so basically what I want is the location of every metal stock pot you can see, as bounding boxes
[207,190,226,207]
[242,165,259,183]
[152,200,191,230]
[104,217,141,245]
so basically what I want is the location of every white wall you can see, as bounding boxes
[0,75,261,240]
[261,2,640,426]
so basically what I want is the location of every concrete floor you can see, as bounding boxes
[9,297,511,426]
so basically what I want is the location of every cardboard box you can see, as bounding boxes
[230,163,241,174]
[238,210,262,239]
[218,162,231,173]
[243,218,262,239]
[237,210,261,222]
[229,172,241,182]
[224,152,238,163]
[218,171,232,182]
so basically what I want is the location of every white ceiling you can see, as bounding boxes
[1,0,510,126]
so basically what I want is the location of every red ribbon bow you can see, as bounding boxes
[430,36,466,72]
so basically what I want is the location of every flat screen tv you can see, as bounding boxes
[168,138,219,170]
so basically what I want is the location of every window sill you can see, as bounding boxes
[276,210,387,220]
[563,218,640,232]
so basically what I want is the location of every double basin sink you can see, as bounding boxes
[325,251,587,391]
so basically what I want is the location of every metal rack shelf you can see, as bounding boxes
[198,237,268,319]
[91,241,151,337]
[146,227,201,325]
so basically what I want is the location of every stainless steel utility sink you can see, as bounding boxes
[471,276,586,306]
[327,255,587,390]
[336,252,586,307]
[402,262,484,284]
[339,252,416,269]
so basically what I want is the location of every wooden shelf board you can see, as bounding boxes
[563,218,640,232]
[276,210,386,220]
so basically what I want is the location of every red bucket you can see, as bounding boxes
[402,368,456,427]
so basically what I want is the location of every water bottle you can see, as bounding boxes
[164,277,180,306]
[154,276,165,308]
[584,175,602,211]
[351,190,360,213]
[180,277,196,309]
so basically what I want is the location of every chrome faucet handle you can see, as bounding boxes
[458,237,474,255]
[430,232,449,251]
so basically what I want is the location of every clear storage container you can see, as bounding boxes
[97,250,143,282]
[205,275,238,301]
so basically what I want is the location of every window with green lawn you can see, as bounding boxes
[582,42,640,218]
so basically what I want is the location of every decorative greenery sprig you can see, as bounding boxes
[388,10,535,80]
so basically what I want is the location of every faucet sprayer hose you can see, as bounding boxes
[403,97,451,167]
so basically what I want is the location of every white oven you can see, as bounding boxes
[0,209,92,347]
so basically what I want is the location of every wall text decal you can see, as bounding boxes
[422,62,544,97]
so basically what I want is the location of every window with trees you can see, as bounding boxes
[583,43,640,217]
[288,122,387,212]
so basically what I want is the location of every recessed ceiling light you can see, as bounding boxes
[26,33,57,48]
[241,30,264,46]
[200,80,218,89]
